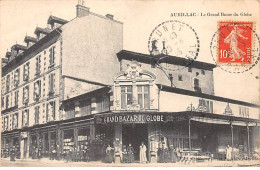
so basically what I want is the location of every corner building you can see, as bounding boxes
[1,4,122,159]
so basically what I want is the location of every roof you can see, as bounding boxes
[47,15,68,25]
[24,36,37,43]
[61,86,111,105]
[34,27,52,35]
[11,44,27,51]
[157,84,259,108]
[2,29,61,76]
[117,50,216,71]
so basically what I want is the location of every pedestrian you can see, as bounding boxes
[139,142,147,163]
[105,145,114,163]
[10,146,16,162]
[226,145,232,161]
[127,143,134,163]
[122,147,128,163]
[169,145,177,163]
[157,141,163,163]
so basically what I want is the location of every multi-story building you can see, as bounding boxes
[1,2,122,159]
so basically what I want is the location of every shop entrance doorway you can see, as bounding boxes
[122,124,148,161]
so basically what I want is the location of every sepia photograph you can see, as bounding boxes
[0,0,259,167]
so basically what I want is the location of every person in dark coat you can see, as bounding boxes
[32,146,37,159]
[157,141,163,163]
[122,147,128,163]
[127,143,134,163]
[169,145,177,163]
[10,146,16,161]
[105,145,114,163]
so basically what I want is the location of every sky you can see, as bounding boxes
[0,0,259,104]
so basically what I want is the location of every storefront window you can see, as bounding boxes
[78,128,90,150]
[43,133,49,157]
[121,86,132,109]
[137,85,150,109]
[63,129,74,152]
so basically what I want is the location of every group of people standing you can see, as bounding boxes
[63,147,90,162]
[105,142,135,163]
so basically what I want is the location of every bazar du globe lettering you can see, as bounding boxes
[102,114,164,123]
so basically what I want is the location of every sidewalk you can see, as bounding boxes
[1,157,260,167]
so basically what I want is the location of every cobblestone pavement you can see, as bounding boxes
[1,158,260,167]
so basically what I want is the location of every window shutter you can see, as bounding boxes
[53,73,55,94]
[53,47,55,64]
[46,103,49,121]
[53,101,56,120]
[49,48,52,66]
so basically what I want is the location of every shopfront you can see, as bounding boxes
[94,111,259,162]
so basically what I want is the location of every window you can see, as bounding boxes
[239,106,249,118]
[14,69,20,87]
[34,80,41,101]
[23,86,29,104]
[23,62,30,81]
[48,73,55,96]
[6,95,9,109]
[4,116,9,131]
[14,90,19,106]
[6,75,10,92]
[178,75,183,81]
[1,97,4,109]
[201,70,205,75]
[194,78,201,92]
[97,95,110,113]
[121,86,132,109]
[49,46,55,67]
[12,113,18,129]
[79,99,91,116]
[188,67,192,72]
[137,85,150,109]
[35,55,41,76]
[46,101,55,121]
[34,106,40,124]
[22,109,29,127]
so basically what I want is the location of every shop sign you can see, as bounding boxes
[96,114,166,124]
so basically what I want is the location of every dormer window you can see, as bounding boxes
[121,86,132,109]
[113,61,157,111]
[137,85,150,109]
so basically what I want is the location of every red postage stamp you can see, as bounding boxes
[218,21,253,64]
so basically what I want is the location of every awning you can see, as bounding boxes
[94,111,260,126]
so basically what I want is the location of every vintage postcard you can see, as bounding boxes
[0,0,259,167]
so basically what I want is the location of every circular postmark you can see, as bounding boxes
[148,20,200,71]
[210,21,260,73]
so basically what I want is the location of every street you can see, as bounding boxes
[1,158,260,167]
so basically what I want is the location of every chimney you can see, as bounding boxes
[2,58,8,67]
[76,0,90,17]
[105,14,114,20]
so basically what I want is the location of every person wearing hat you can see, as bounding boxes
[10,146,16,161]
[169,144,177,163]
[127,143,134,163]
